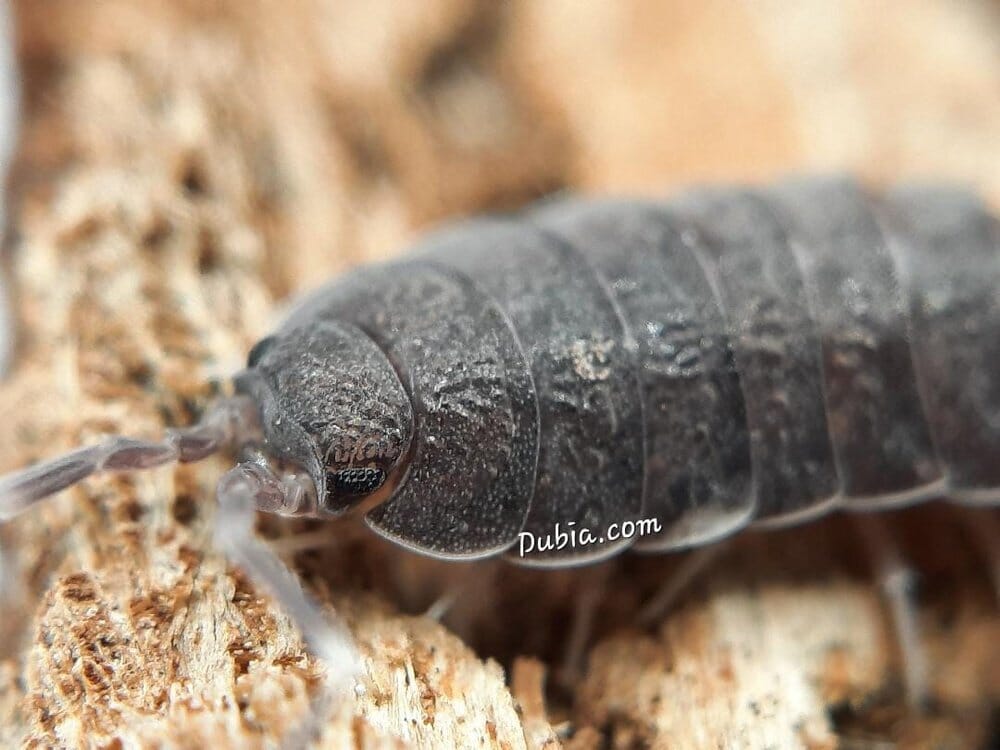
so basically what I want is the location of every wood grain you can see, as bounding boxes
[0,1,997,747]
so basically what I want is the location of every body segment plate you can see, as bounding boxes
[419,219,645,565]
[286,259,538,557]
[673,189,840,523]
[886,187,1000,501]
[766,179,943,505]
[534,199,754,549]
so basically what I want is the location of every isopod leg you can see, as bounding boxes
[854,515,928,710]
[215,459,363,744]
[423,579,471,623]
[557,567,609,689]
[637,543,726,626]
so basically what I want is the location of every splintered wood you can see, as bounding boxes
[0,1,997,747]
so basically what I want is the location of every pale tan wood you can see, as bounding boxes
[0,1,996,748]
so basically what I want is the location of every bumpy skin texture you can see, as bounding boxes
[888,188,1000,498]
[767,182,943,503]
[235,320,413,514]
[674,190,841,522]
[245,177,1000,564]
[533,200,753,551]
[417,222,645,565]
[283,258,540,557]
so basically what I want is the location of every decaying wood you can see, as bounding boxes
[0,1,997,747]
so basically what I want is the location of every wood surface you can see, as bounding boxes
[0,1,997,747]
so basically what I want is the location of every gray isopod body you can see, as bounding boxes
[230,176,1000,566]
[3,176,999,570]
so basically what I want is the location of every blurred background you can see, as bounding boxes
[11,0,1000,289]
[1,1,998,747]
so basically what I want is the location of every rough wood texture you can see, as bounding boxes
[0,1,997,747]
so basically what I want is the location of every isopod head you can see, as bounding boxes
[235,320,414,517]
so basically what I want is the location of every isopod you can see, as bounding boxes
[1,176,998,698]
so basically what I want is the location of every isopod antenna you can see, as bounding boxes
[0,391,365,746]
[0,395,258,521]
[0,394,260,616]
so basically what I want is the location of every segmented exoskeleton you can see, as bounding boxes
[1,176,998,705]
[3,177,999,565]
[252,176,1000,562]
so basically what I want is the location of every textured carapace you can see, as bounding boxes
[234,321,414,516]
[2,177,998,568]
[234,176,1000,566]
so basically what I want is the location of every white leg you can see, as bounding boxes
[637,543,725,626]
[854,514,928,711]
[557,572,606,688]
[215,461,363,747]
[424,586,463,623]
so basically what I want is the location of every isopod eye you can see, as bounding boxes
[327,466,387,497]
[247,335,278,368]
